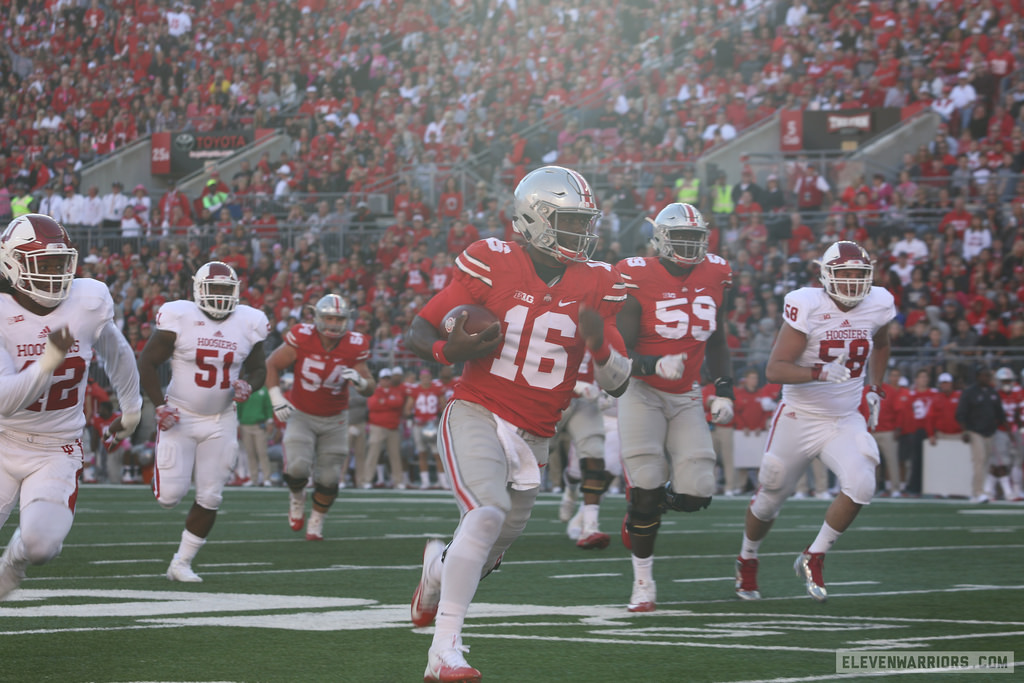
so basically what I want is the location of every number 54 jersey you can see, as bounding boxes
[284,323,370,417]
[616,253,732,394]
[157,300,269,416]
[780,286,896,416]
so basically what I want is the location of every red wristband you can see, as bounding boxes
[432,340,452,365]
[810,363,822,381]
[590,337,611,364]
[867,384,886,398]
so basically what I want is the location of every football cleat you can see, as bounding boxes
[0,529,27,601]
[166,554,202,583]
[288,490,306,531]
[794,548,827,602]
[735,557,761,600]
[305,511,325,541]
[424,634,481,683]
[627,578,656,612]
[576,529,610,550]
[411,539,445,627]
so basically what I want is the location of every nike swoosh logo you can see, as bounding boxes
[695,288,706,292]
[558,299,577,307]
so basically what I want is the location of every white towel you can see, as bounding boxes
[493,414,541,491]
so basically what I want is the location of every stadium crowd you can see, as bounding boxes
[2,0,1024,499]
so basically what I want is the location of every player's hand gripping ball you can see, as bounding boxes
[441,304,500,339]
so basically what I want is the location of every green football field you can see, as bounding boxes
[0,487,1020,683]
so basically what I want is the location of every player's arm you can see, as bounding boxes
[240,341,267,392]
[615,294,680,378]
[350,361,377,396]
[0,327,74,416]
[137,329,177,406]
[265,343,297,389]
[580,306,630,397]
[868,323,891,388]
[706,305,735,402]
[765,322,818,384]
[406,280,501,364]
[94,320,143,438]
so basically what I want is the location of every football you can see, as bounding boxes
[441,304,500,339]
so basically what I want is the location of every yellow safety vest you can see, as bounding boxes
[711,185,734,214]
[674,177,700,204]
[11,195,33,218]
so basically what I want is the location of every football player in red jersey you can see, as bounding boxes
[139,261,268,583]
[405,368,449,489]
[405,166,632,683]
[615,202,736,613]
[735,241,894,603]
[264,294,375,540]
[0,214,141,601]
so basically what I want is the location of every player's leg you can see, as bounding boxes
[618,382,670,611]
[166,411,236,583]
[306,416,348,540]
[282,412,317,531]
[569,400,609,549]
[0,440,81,600]
[799,414,878,602]
[739,406,819,599]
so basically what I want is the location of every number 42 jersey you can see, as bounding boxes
[780,286,896,416]
[157,300,269,416]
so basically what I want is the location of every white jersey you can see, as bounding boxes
[157,301,269,416]
[780,286,895,416]
[0,278,142,440]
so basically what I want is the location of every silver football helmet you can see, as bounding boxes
[512,165,601,263]
[0,213,77,307]
[193,261,239,319]
[648,202,709,266]
[996,366,1015,389]
[817,241,873,308]
[313,293,349,338]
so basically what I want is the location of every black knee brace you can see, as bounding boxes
[625,487,664,537]
[663,483,711,513]
[282,473,307,490]
[312,483,339,510]
[580,458,612,496]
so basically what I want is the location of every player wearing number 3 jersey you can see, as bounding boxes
[615,202,735,613]
[735,241,894,604]
[138,261,269,583]
[0,214,141,601]
[405,166,631,683]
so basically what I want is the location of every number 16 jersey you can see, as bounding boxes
[780,286,895,416]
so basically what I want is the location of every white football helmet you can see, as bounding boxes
[193,261,239,319]
[313,293,349,338]
[0,213,78,307]
[648,202,708,266]
[817,241,873,308]
[512,165,601,263]
[995,366,1015,388]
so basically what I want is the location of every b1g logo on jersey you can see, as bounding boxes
[513,290,535,304]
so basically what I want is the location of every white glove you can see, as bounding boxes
[709,396,734,424]
[268,385,294,422]
[340,367,368,390]
[865,390,882,430]
[113,409,141,440]
[816,352,850,383]
[231,378,252,403]
[573,381,601,401]
[155,404,180,431]
[38,336,71,374]
[655,352,687,381]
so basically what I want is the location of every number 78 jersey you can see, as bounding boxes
[780,286,896,415]
[158,300,269,416]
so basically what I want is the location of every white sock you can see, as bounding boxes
[377,465,387,483]
[740,533,762,560]
[581,503,599,532]
[432,506,505,649]
[807,521,841,554]
[176,529,206,564]
[631,554,654,583]
[420,471,431,487]
[309,509,326,527]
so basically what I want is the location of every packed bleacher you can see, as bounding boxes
[1,0,1024,389]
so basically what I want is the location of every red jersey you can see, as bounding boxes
[733,383,774,431]
[926,390,962,437]
[997,386,1023,431]
[858,382,903,432]
[900,388,937,434]
[368,384,406,429]
[408,380,445,424]
[284,324,370,417]
[616,254,732,394]
[418,238,627,437]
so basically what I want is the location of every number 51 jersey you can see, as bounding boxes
[157,300,269,416]
[781,286,896,416]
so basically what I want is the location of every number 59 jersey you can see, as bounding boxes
[157,300,269,416]
[780,286,896,416]
[284,323,370,417]
[616,254,732,394]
